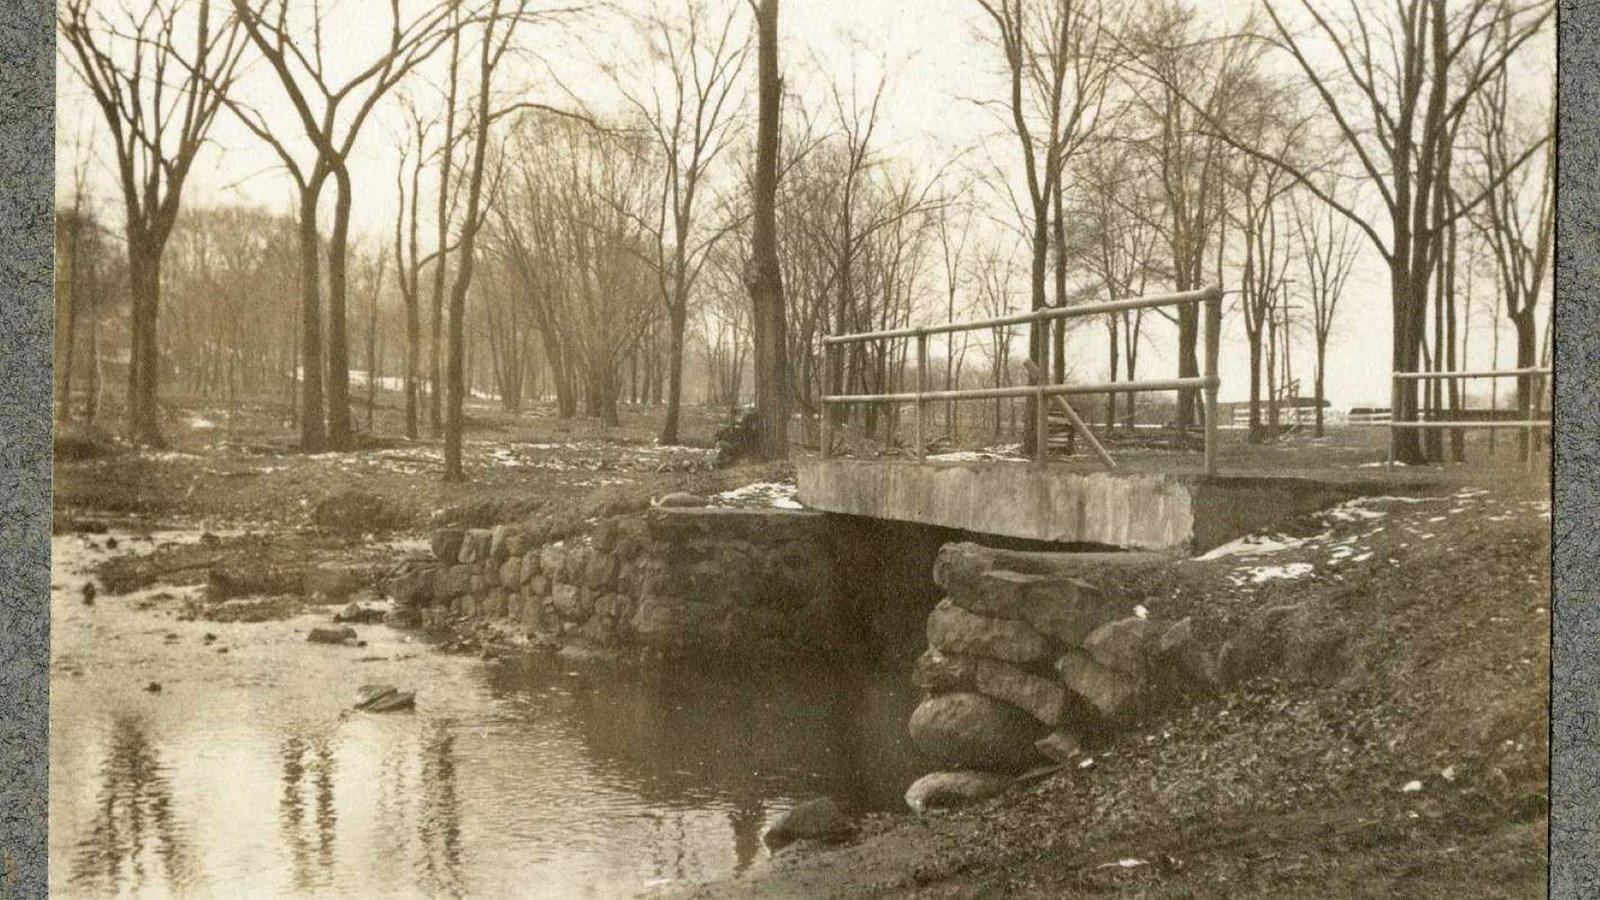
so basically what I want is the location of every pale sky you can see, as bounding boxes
[56,0,1553,408]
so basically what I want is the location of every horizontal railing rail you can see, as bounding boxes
[820,286,1225,474]
[1387,366,1551,470]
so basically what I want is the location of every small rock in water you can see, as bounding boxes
[307,625,358,645]
[354,683,399,709]
[144,682,162,693]
[334,601,388,625]
[353,683,416,712]
[763,797,853,850]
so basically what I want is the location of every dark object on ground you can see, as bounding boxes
[197,595,301,623]
[144,682,161,693]
[353,683,416,713]
[216,647,229,654]
[313,488,404,534]
[81,583,96,605]
[714,409,763,467]
[657,492,709,509]
[202,632,217,643]
[105,537,119,550]
[208,565,302,600]
[307,625,358,645]
[763,797,854,850]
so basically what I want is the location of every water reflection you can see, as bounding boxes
[71,714,196,894]
[279,733,338,892]
[416,719,465,899]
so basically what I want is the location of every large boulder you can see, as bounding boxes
[552,584,588,621]
[307,625,357,645]
[932,542,998,598]
[303,566,364,600]
[904,771,1013,814]
[763,797,853,850]
[971,657,1067,727]
[1083,616,1151,674]
[908,692,1046,771]
[431,528,466,563]
[967,570,1125,647]
[1056,650,1138,720]
[926,599,1050,665]
[499,557,522,589]
[458,529,494,564]
[1033,730,1084,764]
[433,565,473,600]
[913,647,978,693]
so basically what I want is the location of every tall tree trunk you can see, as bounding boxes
[297,187,327,451]
[326,169,355,448]
[660,300,688,444]
[748,0,789,460]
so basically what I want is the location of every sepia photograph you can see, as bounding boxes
[45,0,1554,896]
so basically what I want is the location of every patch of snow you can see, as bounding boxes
[927,450,1026,463]
[716,481,804,510]
[1401,780,1423,793]
[1133,604,1148,619]
[188,416,218,430]
[1197,533,1308,560]
[1237,562,1315,584]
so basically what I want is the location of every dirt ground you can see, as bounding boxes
[55,390,1552,900]
[668,483,1551,900]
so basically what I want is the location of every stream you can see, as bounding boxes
[48,530,924,899]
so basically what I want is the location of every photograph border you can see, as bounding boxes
[0,1,1591,898]
[1,0,54,897]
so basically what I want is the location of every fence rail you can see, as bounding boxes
[820,286,1226,474]
[1387,366,1551,470]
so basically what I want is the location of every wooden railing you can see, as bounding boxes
[820,286,1226,475]
[1388,366,1552,470]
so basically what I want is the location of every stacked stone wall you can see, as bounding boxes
[386,507,853,663]
[907,543,1217,775]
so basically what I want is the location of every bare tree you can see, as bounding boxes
[1471,28,1553,460]
[1121,0,1260,436]
[444,0,532,481]
[228,0,457,450]
[614,0,750,446]
[973,0,1117,455]
[1291,186,1359,438]
[747,0,789,458]
[1237,0,1553,464]
[59,0,245,446]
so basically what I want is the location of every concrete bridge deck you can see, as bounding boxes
[796,457,1457,555]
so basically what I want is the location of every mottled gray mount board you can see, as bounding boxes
[1553,3,1600,898]
[0,3,1592,899]
[0,0,53,897]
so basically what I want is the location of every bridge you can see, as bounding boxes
[795,287,1550,555]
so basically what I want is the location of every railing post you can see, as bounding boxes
[1386,373,1396,471]
[1203,286,1222,476]
[820,342,833,460]
[916,331,929,459]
